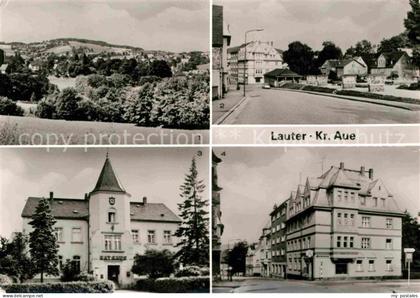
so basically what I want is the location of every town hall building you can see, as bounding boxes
[21,155,181,286]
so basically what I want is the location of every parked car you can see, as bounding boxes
[262,84,271,89]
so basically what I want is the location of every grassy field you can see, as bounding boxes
[0,116,208,145]
[48,76,78,90]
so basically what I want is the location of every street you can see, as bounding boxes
[213,277,420,293]
[218,87,420,124]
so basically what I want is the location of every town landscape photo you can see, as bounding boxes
[0,0,210,144]
[0,147,210,293]
[213,0,420,124]
[212,147,420,293]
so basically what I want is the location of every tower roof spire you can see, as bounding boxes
[92,154,125,193]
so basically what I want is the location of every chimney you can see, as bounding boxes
[339,162,344,170]
[49,191,54,200]
[360,166,365,175]
[368,168,374,179]
[84,193,88,200]
[142,196,147,204]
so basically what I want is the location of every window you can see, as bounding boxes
[344,213,348,225]
[368,260,375,271]
[350,214,355,225]
[349,237,354,248]
[104,235,122,251]
[337,213,342,225]
[361,237,371,249]
[108,212,116,223]
[386,218,393,229]
[386,260,392,271]
[307,237,311,248]
[381,198,386,207]
[72,256,81,273]
[373,197,378,207]
[362,217,370,228]
[386,238,392,249]
[164,231,172,244]
[335,263,348,274]
[148,230,156,244]
[54,227,63,242]
[71,228,82,242]
[343,236,348,248]
[337,236,341,248]
[132,230,139,243]
[360,197,366,205]
[356,260,363,271]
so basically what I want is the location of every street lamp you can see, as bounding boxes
[243,28,264,97]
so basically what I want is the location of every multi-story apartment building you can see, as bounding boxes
[212,5,231,99]
[259,224,272,277]
[21,155,181,286]
[227,41,285,85]
[270,199,289,278]
[212,151,224,278]
[285,162,403,280]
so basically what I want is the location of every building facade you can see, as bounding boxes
[212,151,224,278]
[227,41,285,85]
[21,156,181,286]
[270,199,289,278]
[320,57,368,78]
[371,52,415,79]
[285,162,403,280]
[212,5,231,99]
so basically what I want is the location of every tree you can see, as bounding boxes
[404,0,420,44]
[225,242,248,276]
[402,211,420,267]
[345,40,376,70]
[55,88,82,120]
[378,34,408,53]
[131,249,174,279]
[316,41,343,68]
[149,60,172,78]
[174,158,209,266]
[29,197,59,283]
[283,41,317,75]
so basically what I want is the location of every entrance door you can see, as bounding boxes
[335,263,348,274]
[107,265,120,283]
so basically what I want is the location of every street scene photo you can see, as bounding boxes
[0,0,210,145]
[0,147,209,293]
[212,147,420,293]
[212,0,420,124]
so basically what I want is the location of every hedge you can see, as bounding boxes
[135,276,210,293]
[0,281,114,293]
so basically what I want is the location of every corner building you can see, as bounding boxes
[286,163,403,279]
[21,156,181,285]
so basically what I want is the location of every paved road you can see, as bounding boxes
[222,88,420,124]
[213,278,420,293]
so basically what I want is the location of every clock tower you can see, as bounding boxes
[88,154,134,285]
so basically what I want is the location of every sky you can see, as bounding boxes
[0,0,209,52]
[216,0,411,51]
[214,147,420,245]
[0,147,209,238]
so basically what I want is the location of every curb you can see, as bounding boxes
[274,88,420,112]
[214,96,247,125]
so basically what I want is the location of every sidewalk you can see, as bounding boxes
[212,88,245,124]
[277,87,420,111]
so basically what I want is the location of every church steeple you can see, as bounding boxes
[92,155,125,193]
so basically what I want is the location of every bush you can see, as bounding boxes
[36,96,57,119]
[61,259,80,282]
[175,266,201,277]
[0,275,13,285]
[398,82,420,90]
[76,272,95,282]
[0,281,114,293]
[131,249,174,279]
[138,76,161,85]
[55,88,83,120]
[0,97,24,116]
[199,267,210,276]
[134,276,209,293]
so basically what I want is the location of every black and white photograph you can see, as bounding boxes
[212,147,420,293]
[0,0,209,145]
[213,0,420,124]
[0,147,210,293]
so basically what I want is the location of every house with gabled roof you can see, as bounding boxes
[371,51,415,79]
[285,162,403,280]
[21,155,181,286]
[320,57,367,78]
